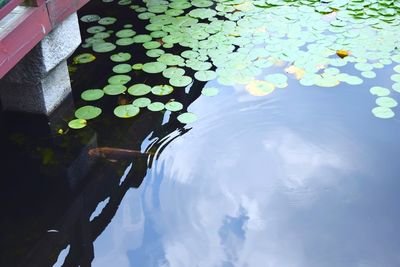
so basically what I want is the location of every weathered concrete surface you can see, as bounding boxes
[0,61,72,114]
[0,12,81,114]
[1,12,81,84]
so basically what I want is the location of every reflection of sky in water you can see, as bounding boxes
[93,81,400,267]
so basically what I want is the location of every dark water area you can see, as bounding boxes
[1,0,400,266]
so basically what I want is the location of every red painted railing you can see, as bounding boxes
[0,0,89,79]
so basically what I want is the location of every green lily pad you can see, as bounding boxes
[80,14,101,23]
[169,75,193,87]
[128,84,151,96]
[73,53,96,64]
[116,29,136,38]
[112,64,132,73]
[110,52,131,62]
[132,97,151,107]
[147,102,165,111]
[103,84,127,95]
[201,87,219,96]
[132,63,143,70]
[151,85,174,95]
[113,105,140,118]
[68,118,87,129]
[87,26,106,34]
[116,38,135,46]
[372,106,395,119]
[98,17,117,25]
[177,112,197,124]
[92,42,116,53]
[142,62,167,73]
[165,101,183,111]
[143,41,161,49]
[81,89,104,101]
[370,86,390,96]
[194,70,217,81]
[163,67,185,78]
[376,96,398,108]
[108,74,131,85]
[75,106,102,120]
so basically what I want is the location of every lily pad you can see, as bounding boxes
[201,87,219,96]
[151,85,174,95]
[194,70,217,82]
[73,53,96,64]
[132,97,151,107]
[372,106,395,119]
[142,62,167,73]
[132,63,143,70]
[75,106,102,120]
[68,119,87,129]
[128,84,151,96]
[147,102,165,111]
[246,80,275,96]
[103,84,127,95]
[93,42,116,53]
[177,112,197,124]
[108,74,131,85]
[81,89,104,101]
[163,67,185,78]
[165,101,183,111]
[114,105,140,118]
[110,52,131,62]
[370,86,390,96]
[169,75,193,87]
[112,64,132,73]
[376,97,398,108]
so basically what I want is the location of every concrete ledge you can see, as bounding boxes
[0,60,72,114]
[2,12,81,84]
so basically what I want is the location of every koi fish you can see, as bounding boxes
[88,147,153,161]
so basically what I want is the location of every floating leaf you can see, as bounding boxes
[194,70,217,81]
[376,97,398,108]
[370,86,390,97]
[112,64,132,73]
[68,119,87,129]
[80,14,101,23]
[132,97,151,107]
[128,84,151,96]
[165,101,183,111]
[201,87,219,96]
[246,80,275,96]
[98,17,117,25]
[151,85,174,95]
[81,89,104,101]
[142,62,167,73]
[163,67,185,78]
[177,112,197,124]
[103,84,127,95]
[147,102,165,111]
[93,42,116,53]
[108,75,131,85]
[169,75,193,87]
[73,53,96,64]
[132,63,143,70]
[372,107,395,119]
[114,105,140,118]
[110,52,131,62]
[75,106,102,120]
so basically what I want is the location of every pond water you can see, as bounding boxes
[1,0,400,266]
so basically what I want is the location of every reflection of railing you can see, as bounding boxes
[0,0,89,79]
